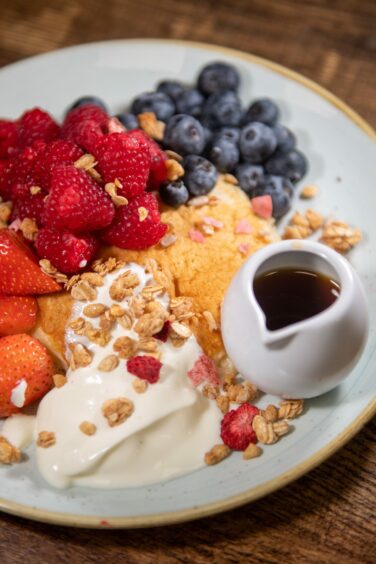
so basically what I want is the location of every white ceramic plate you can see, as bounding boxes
[0,39,375,528]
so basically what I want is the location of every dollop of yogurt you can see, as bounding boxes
[35,263,222,489]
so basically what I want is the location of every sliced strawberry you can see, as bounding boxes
[0,229,61,295]
[93,133,150,198]
[43,164,114,232]
[251,195,273,219]
[101,192,167,249]
[0,296,38,336]
[220,403,259,451]
[16,108,60,149]
[35,227,99,274]
[126,356,162,384]
[32,139,83,190]
[0,334,54,417]
[187,354,220,387]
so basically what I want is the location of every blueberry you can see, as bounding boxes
[115,112,138,130]
[239,122,277,163]
[175,89,205,118]
[203,91,243,128]
[163,114,205,156]
[182,155,218,196]
[235,163,264,196]
[131,92,175,122]
[66,96,108,114]
[159,180,189,207]
[272,124,296,153]
[212,126,240,145]
[254,175,294,219]
[157,80,186,102]
[264,149,308,183]
[244,98,280,126]
[209,138,239,172]
[197,62,240,95]
[203,125,213,147]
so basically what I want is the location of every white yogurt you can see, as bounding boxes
[33,263,222,489]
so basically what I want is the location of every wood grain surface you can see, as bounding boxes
[0,0,375,562]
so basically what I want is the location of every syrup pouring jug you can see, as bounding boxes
[221,240,369,398]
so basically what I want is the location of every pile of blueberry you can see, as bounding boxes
[73,61,308,219]
[119,61,308,218]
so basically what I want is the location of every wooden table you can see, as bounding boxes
[0,1,375,562]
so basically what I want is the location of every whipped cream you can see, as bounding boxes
[10,379,28,408]
[34,263,222,489]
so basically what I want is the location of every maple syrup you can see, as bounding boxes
[253,267,341,331]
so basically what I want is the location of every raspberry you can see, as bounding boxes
[101,192,167,249]
[1,143,45,200]
[43,164,115,232]
[220,403,259,451]
[35,227,99,274]
[0,119,17,159]
[16,108,60,148]
[61,104,109,153]
[187,354,220,387]
[11,185,47,225]
[32,139,83,190]
[93,133,150,198]
[126,356,162,384]
[126,130,168,189]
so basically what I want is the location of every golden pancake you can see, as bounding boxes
[35,177,278,365]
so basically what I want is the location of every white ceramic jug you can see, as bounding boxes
[221,240,369,398]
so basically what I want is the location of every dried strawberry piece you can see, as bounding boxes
[16,108,60,148]
[220,403,259,451]
[251,194,273,219]
[35,227,99,274]
[101,191,167,249]
[187,354,220,387]
[126,356,162,384]
[43,164,115,232]
[93,132,150,198]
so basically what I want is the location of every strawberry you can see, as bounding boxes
[126,356,162,384]
[187,354,220,387]
[32,139,83,190]
[251,195,273,219]
[93,133,150,198]
[101,192,167,249]
[35,227,99,273]
[0,119,17,159]
[220,403,259,451]
[127,130,168,189]
[0,296,38,336]
[0,334,54,417]
[16,108,60,149]
[11,184,47,225]
[0,229,61,295]
[43,164,115,232]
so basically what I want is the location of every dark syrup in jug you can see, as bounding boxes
[253,267,341,331]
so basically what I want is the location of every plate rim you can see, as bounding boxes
[0,38,375,529]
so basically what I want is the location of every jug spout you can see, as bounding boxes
[260,324,298,347]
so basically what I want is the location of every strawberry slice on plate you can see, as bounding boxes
[0,295,38,336]
[0,334,54,417]
[0,229,61,295]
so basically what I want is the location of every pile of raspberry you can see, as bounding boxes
[0,104,169,273]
